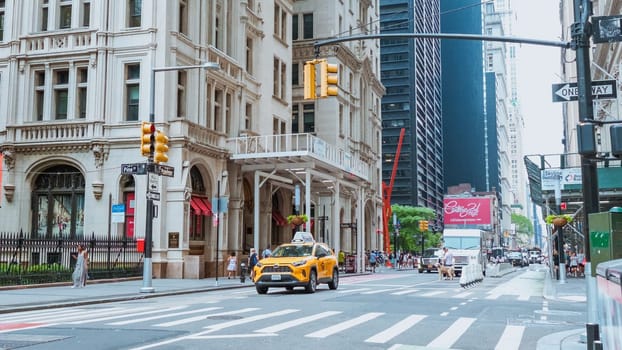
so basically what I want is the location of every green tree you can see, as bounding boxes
[388,205,440,254]
[511,213,533,235]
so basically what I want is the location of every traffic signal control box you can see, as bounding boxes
[588,211,622,275]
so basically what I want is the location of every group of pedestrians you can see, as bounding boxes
[226,246,272,279]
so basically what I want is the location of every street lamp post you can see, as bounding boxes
[140,62,219,293]
[215,171,228,287]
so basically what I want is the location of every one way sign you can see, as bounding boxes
[552,79,617,102]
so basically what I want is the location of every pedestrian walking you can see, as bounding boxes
[248,248,259,281]
[262,246,272,259]
[72,244,88,288]
[369,251,377,273]
[226,252,237,279]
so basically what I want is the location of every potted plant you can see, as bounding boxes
[545,214,573,227]
[287,214,309,226]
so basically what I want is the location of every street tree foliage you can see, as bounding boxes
[511,213,533,236]
[388,205,441,254]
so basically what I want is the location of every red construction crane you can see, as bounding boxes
[382,128,405,259]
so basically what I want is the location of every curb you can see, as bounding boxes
[536,328,584,350]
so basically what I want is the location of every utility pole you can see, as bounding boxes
[572,0,599,326]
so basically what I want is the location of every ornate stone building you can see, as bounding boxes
[0,0,383,277]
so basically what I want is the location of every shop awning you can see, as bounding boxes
[190,197,213,216]
[197,197,214,216]
[272,211,288,226]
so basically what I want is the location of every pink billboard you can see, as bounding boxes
[443,197,492,225]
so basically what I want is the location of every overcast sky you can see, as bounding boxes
[512,0,565,157]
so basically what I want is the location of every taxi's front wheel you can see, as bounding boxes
[305,270,317,293]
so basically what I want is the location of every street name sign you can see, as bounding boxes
[552,80,617,102]
[121,162,147,175]
[156,164,175,177]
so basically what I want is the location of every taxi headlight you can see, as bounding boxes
[292,260,307,267]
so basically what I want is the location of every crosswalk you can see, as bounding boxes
[0,302,529,349]
[335,285,538,301]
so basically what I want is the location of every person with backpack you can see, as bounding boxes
[248,248,259,281]
[369,250,377,273]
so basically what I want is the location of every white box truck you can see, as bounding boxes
[442,229,487,276]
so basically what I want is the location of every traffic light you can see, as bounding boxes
[153,130,169,164]
[320,60,338,97]
[303,61,316,100]
[423,220,429,231]
[141,122,155,157]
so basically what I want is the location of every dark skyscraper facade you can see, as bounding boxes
[440,0,488,193]
[380,0,444,215]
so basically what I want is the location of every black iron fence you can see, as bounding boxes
[0,230,143,286]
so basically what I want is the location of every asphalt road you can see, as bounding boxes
[0,266,585,350]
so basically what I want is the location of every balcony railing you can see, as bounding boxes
[21,30,96,55]
[6,121,98,144]
[226,133,369,181]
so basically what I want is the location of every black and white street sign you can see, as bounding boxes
[156,164,175,177]
[148,173,159,192]
[552,80,617,102]
[146,191,160,201]
[121,162,147,175]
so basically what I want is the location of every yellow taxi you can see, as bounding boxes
[253,232,339,294]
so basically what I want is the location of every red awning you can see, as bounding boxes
[190,197,204,215]
[272,211,288,226]
[201,198,214,216]
[191,197,213,216]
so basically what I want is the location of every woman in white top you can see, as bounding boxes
[226,252,237,279]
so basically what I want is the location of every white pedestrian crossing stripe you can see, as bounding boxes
[0,304,530,349]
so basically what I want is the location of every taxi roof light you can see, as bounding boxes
[291,231,315,243]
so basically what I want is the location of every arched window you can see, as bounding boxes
[189,167,209,241]
[32,165,85,238]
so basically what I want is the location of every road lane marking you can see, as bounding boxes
[363,288,399,294]
[336,288,370,294]
[67,305,187,324]
[155,308,259,327]
[255,311,341,333]
[420,291,444,297]
[203,309,299,332]
[427,317,476,348]
[494,325,525,350]
[391,289,419,295]
[453,292,472,298]
[305,312,384,338]
[109,307,222,325]
[365,314,426,343]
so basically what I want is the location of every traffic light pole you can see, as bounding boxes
[140,62,219,293]
[572,0,599,325]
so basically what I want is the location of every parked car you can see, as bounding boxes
[529,250,541,264]
[253,232,339,294]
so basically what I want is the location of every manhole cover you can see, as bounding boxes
[206,315,244,320]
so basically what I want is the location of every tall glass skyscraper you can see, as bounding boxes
[380,0,444,216]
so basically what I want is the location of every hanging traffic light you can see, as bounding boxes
[303,61,316,100]
[153,130,169,164]
[141,122,155,157]
[320,59,339,97]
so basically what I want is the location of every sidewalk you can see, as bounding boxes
[538,269,589,350]
[0,276,253,314]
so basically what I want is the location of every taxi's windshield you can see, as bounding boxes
[271,245,313,257]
